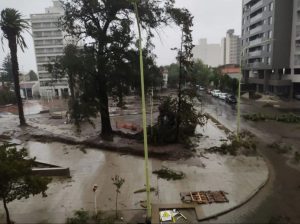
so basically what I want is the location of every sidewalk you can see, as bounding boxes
[0,109,269,223]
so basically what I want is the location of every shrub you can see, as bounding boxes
[66,210,89,224]
[148,96,207,145]
[0,89,16,105]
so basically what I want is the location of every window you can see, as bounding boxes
[268,17,273,25]
[269,2,274,11]
[267,44,271,52]
[268,57,271,65]
[268,30,273,38]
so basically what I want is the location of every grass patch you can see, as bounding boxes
[268,142,292,154]
[152,167,185,181]
[243,113,300,123]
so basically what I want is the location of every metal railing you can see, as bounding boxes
[250,13,263,24]
[250,1,263,11]
[249,26,262,35]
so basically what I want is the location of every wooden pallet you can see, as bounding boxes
[188,191,229,204]
[190,192,209,204]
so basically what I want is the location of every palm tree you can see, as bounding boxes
[0,8,29,126]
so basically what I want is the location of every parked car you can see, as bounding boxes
[211,90,221,97]
[199,86,205,91]
[225,95,237,104]
[218,93,228,100]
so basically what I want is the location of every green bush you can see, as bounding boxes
[66,210,89,224]
[206,131,257,156]
[268,142,292,154]
[0,89,16,105]
[243,113,300,123]
[148,96,207,145]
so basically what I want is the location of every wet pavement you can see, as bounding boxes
[199,93,300,224]
[0,101,269,223]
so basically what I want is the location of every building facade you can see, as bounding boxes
[30,1,69,98]
[241,0,295,97]
[222,29,241,65]
[192,39,222,67]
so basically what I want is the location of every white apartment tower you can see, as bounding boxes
[192,39,222,67]
[222,29,241,65]
[31,1,69,98]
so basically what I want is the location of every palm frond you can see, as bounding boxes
[0,8,30,52]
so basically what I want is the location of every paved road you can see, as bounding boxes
[199,93,300,224]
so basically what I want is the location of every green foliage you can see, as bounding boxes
[27,70,38,81]
[268,142,293,154]
[149,96,207,145]
[0,143,51,223]
[152,167,185,181]
[0,8,30,51]
[1,8,29,126]
[0,89,16,105]
[60,0,194,136]
[1,54,13,84]
[66,210,89,224]
[206,131,257,156]
[243,113,300,123]
[166,63,179,88]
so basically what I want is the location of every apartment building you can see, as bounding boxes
[30,1,69,98]
[287,0,300,98]
[192,39,222,67]
[241,0,294,97]
[221,29,241,65]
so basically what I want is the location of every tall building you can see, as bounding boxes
[222,29,241,65]
[192,39,222,67]
[288,0,300,97]
[30,1,69,98]
[241,0,294,97]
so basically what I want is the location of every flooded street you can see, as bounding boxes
[0,105,269,223]
[201,94,300,223]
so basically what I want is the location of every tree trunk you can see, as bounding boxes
[97,51,112,137]
[3,198,11,224]
[8,34,26,126]
[176,30,184,142]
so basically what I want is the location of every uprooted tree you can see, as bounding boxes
[59,0,196,136]
[0,143,51,224]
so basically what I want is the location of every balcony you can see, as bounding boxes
[249,26,262,35]
[243,0,253,5]
[250,1,263,11]
[269,79,292,87]
[250,13,263,24]
[248,77,265,85]
[249,50,262,57]
[249,38,262,46]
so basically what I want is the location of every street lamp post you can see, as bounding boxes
[132,0,152,221]
[93,184,98,215]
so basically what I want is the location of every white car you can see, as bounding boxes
[211,90,221,97]
[218,93,228,100]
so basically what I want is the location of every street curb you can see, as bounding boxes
[196,113,271,222]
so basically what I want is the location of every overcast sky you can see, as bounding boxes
[0,0,242,73]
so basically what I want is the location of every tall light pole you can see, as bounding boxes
[92,184,98,215]
[133,0,152,220]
